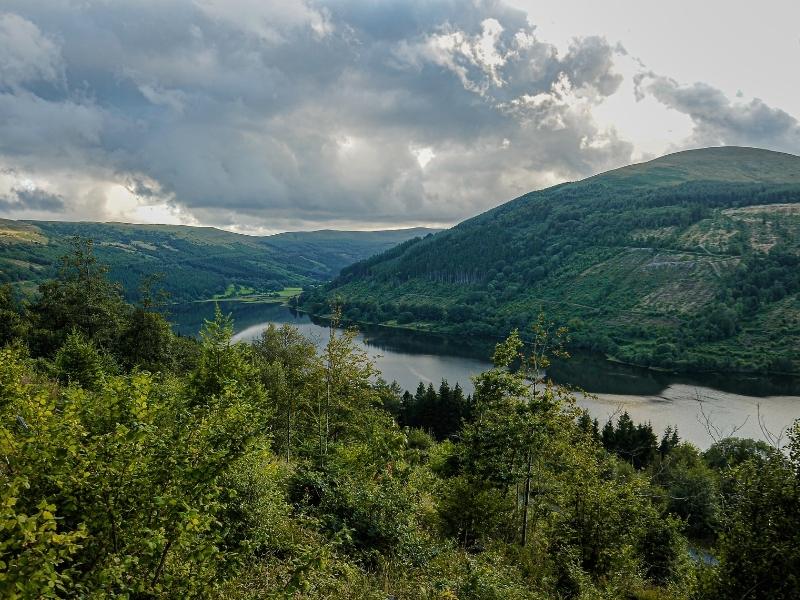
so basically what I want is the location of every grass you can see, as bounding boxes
[199,286,303,305]
[0,221,48,244]
[277,287,303,298]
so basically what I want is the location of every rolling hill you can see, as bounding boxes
[300,147,800,374]
[0,220,438,302]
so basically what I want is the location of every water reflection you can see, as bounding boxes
[169,301,800,448]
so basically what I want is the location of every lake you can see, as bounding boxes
[171,301,800,449]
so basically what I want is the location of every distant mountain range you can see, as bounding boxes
[301,147,800,374]
[0,220,439,302]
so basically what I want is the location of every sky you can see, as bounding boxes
[1,0,799,234]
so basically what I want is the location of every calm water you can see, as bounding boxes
[171,301,800,449]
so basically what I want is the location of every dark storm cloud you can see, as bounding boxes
[636,73,800,152]
[0,1,640,228]
[0,187,65,212]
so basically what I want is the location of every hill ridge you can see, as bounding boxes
[301,146,800,374]
[0,219,440,302]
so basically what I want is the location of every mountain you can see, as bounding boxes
[0,220,438,302]
[301,147,800,374]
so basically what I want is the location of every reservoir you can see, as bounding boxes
[172,301,800,449]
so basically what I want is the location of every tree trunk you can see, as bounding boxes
[286,392,291,463]
[521,448,532,546]
[325,374,330,459]
[317,388,324,468]
[152,534,175,589]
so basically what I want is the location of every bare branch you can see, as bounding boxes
[756,403,786,450]
[694,388,748,444]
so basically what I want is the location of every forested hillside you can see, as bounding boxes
[301,147,800,374]
[0,220,437,302]
[1,241,798,599]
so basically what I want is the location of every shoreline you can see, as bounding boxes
[297,307,800,380]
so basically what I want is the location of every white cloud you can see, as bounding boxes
[194,0,332,43]
[635,73,800,152]
[136,82,188,114]
[0,13,63,89]
[411,146,436,168]
[396,17,532,96]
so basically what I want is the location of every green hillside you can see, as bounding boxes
[0,220,437,302]
[301,147,800,374]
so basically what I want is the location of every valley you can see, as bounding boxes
[0,220,438,302]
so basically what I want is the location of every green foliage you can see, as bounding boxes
[54,330,109,390]
[303,147,800,374]
[652,444,721,540]
[0,284,27,346]
[437,475,516,546]
[710,426,800,599]
[702,436,779,470]
[0,336,273,595]
[29,238,129,356]
[0,483,86,600]
[115,274,175,371]
[400,380,471,440]
[117,306,173,371]
[251,322,321,462]
[2,247,797,599]
[436,327,695,596]
[601,412,659,469]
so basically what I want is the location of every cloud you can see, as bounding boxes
[636,73,800,152]
[195,0,333,42]
[1,1,793,232]
[563,37,624,98]
[0,186,65,212]
[0,12,64,90]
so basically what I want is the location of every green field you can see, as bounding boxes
[206,286,303,304]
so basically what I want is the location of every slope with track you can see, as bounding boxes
[0,220,438,302]
[301,147,800,374]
